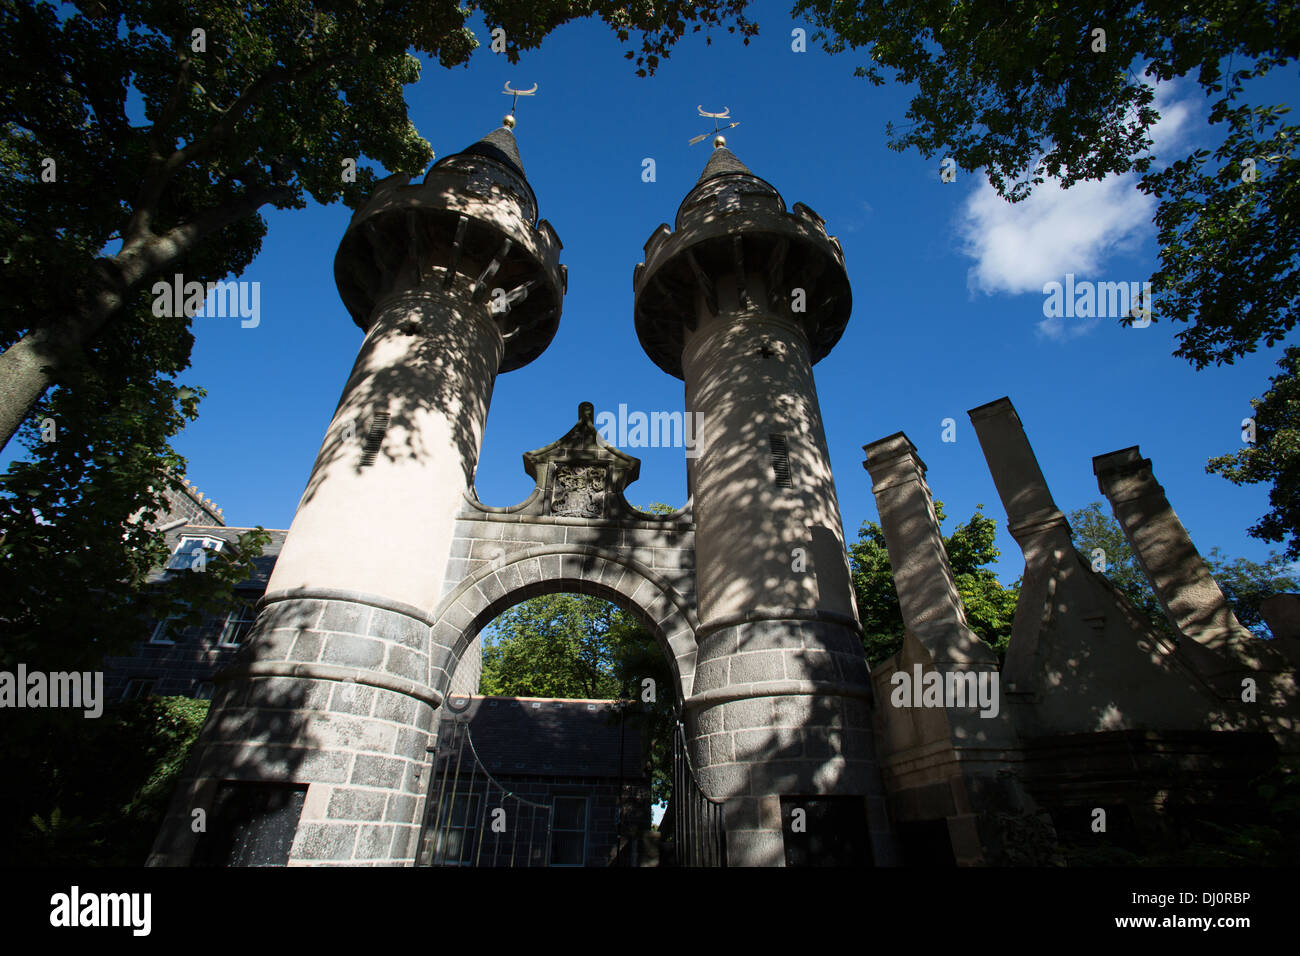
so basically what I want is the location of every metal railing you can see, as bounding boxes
[670,720,727,866]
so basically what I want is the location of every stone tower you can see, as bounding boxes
[148,123,565,865]
[139,114,1298,869]
[634,141,894,864]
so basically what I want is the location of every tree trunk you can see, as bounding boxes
[0,303,115,451]
[0,327,65,451]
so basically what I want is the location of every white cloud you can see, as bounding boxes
[958,174,1152,296]
[955,80,1200,300]
[1146,79,1199,159]
[1035,314,1102,343]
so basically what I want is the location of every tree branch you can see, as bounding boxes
[127,50,194,243]
[148,50,193,163]
[118,183,295,289]
[125,53,343,246]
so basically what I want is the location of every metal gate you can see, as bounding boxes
[415,716,554,867]
[667,720,727,866]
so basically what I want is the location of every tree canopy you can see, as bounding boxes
[1067,500,1299,638]
[794,0,1300,559]
[0,0,751,674]
[0,0,756,449]
[1067,500,1176,637]
[0,328,270,671]
[1207,348,1300,561]
[480,593,629,700]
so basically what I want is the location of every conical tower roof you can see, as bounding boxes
[428,121,538,224]
[695,145,753,184]
[674,141,782,230]
[457,125,526,179]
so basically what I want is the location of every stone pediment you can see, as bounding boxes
[520,402,640,519]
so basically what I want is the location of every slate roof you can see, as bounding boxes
[453,695,647,779]
[696,145,753,184]
[458,126,526,179]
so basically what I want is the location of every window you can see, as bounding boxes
[550,796,588,866]
[193,681,215,701]
[359,412,390,467]
[436,793,481,866]
[167,536,223,571]
[121,678,154,701]
[149,617,178,644]
[769,434,793,488]
[150,600,195,644]
[218,601,257,648]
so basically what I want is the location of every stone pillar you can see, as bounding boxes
[967,397,1080,679]
[685,301,855,626]
[147,595,441,867]
[685,292,882,866]
[1093,447,1253,651]
[1260,595,1300,669]
[968,397,1072,550]
[634,145,893,866]
[862,429,1053,865]
[267,283,503,609]
[861,433,994,666]
[149,127,565,866]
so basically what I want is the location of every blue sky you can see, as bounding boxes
[26,1,1300,584]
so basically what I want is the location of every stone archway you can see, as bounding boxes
[429,544,698,707]
[411,410,701,867]
[422,403,698,707]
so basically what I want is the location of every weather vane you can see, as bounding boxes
[689,105,741,147]
[501,81,537,128]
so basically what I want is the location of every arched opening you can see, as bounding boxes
[420,551,699,867]
[427,545,698,702]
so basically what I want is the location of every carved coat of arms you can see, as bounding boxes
[551,465,606,517]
